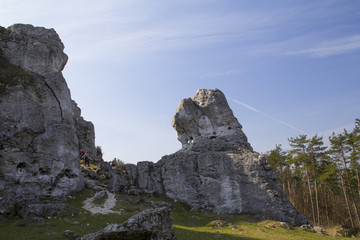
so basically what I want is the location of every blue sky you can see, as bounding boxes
[1,0,360,163]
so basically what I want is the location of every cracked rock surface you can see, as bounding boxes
[0,24,95,206]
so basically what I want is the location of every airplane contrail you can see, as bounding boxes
[230,98,307,135]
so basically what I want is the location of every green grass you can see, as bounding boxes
[171,203,348,240]
[0,189,352,240]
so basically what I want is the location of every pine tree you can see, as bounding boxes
[266,144,288,190]
[307,134,327,225]
[329,131,359,226]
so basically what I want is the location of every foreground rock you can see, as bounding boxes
[79,207,177,240]
[0,24,96,214]
[108,89,308,226]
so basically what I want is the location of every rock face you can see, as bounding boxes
[0,24,96,203]
[108,89,308,226]
[80,207,177,240]
[172,88,251,152]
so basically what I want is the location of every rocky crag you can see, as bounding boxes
[0,23,307,226]
[108,89,308,226]
[0,24,96,207]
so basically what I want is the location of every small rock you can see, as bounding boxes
[279,222,290,228]
[145,201,173,209]
[258,228,266,233]
[207,220,226,228]
[63,230,79,239]
[84,180,102,191]
[17,223,26,227]
[127,187,141,195]
[92,190,107,201]
[87,170,102,181]
[300,224,312,230]
[214,235,223,238]
[135,197,143,204]
[190,215,200,220]
[143,189,155,197]
[314,226,324,233]
[268,224,276,229]
[229,224,238,230]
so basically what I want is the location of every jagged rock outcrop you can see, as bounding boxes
[108,89,308,226]
[79,207,177,240]
[162,89,307,225]
[172,88,252,152]
[0,24,96,208]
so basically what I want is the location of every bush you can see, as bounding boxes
[96,146,103,159]
[337,225,360,237]
[111,158,126,171]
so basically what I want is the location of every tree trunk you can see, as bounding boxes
[307,172,316,224]
[341,174,355,227]
[342,153,360,226]
[287,179,292,202]
[325,192,330,225]
[314,174,321,225]
[350,190,360,226]
[356,168,360,200]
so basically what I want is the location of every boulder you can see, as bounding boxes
[64,230,80,240]
[18,202,78,220]
[108,172,131,192]
[86,170,102,181]
[137,161,163,194]
[84,179,102,191]
[92,190,107,201]
[79,207,177,240]
[145,201,173,209]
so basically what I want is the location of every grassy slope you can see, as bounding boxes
[0,188,349,240]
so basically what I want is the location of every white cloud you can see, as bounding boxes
[230,98,261,113]
[230,98,307,134]
[286,35,360,57]
[60,8,303,62]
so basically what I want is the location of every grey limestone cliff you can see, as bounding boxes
[0,24,96,204]
[108,89,308,226]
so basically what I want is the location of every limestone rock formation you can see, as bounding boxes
[108,89,308,226]
[79,207,177,240]
[172,88,251,152]
[161,89,307,225]
[0,24,96,206]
